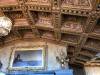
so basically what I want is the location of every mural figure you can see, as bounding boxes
[12,50,43,67]
[13,54,22,63]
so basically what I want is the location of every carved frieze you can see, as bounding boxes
[26,0,51,6]
[61,0,92,9]
[4,11,24,19]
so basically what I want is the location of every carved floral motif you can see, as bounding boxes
[62,16,83,32]
[36,12,52,28]
[62,21,82,32]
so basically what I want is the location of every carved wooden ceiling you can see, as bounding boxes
[0,0,100,66]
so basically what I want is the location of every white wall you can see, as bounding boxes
[85,67,100,75]
[0,40,68,72]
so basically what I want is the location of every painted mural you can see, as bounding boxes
[0,41,67,72]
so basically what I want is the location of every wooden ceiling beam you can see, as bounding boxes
[76,57,88,62]
[52,12,61,28]
[85,14,98,33]
[79,33,88,47]
[70,33,88,63]
[52,12,62,41]
[74,60,85,65]
[54,31,61,41]
[71,26,99,64]
[79,52,94,58]
[75,33,88,55]
[69,46,78,63]
[17,0,40,37]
